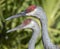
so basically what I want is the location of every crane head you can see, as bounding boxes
[6,5,46,21]
[5,5,39,20]
[7,19,35,33]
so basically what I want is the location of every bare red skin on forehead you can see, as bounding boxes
[26,5,36,13]
[23,19,32,26]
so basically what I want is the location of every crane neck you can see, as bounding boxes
[28,22,40,49]
[40,15,54,48]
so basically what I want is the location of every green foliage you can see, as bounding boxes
[0,0,60,49]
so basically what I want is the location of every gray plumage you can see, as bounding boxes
[6,5,60,49]
[6,19,40,49]
[26,6,60,49]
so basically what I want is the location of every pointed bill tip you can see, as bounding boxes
[6,30,14,33]
[6,27,18,33]
[5,11,26,21]
[5,17,12,21]
[5,15,20,21]
[6,24,24,33]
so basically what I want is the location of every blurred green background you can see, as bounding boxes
[0,0,60,49]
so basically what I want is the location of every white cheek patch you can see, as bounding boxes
[26,8,37,16]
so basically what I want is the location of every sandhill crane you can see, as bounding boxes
[6,5,60,49]
[7,19,40,49]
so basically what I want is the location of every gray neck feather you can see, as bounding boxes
[37,7,60,49]
[28,22,40,49]
[41,16,60,49]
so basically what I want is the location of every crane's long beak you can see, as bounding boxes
[6,24,25,33]
[6,19,32,33]
[5,11,26,21]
